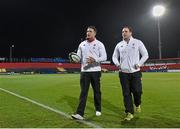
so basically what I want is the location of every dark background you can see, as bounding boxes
[0,0,180,60]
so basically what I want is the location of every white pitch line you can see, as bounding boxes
[0,87,102,128]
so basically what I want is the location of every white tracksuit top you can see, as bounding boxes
[77,39,107,72]
[112,37,149,73]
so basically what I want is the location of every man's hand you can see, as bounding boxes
[86,57,96,64]
[117,65,121,70]
[134,64,140,69]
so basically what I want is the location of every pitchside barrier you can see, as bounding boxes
[142,58,180,72]
[0,63,117,74]
[0,58,180,74]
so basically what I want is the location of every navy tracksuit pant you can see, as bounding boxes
[119,71,142,114]
[76,71,101,116]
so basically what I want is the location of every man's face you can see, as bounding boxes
[86,28,96,40]
[122,28,132,40]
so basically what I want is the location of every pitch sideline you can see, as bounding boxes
[0,87,102,128]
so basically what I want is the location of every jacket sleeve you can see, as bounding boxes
[112,44,120,67]
[138,41,149,66]
[95,43,107,63]
[76,44,82,59]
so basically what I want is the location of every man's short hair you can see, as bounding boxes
[123,26,133,33]
[88,25,97,33]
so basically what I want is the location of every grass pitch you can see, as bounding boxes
[0,72,180,128]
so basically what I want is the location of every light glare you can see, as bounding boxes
[153,5,165,17]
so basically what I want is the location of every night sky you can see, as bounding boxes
[0,0,180,60]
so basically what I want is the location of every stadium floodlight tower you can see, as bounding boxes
[152,5,165,59]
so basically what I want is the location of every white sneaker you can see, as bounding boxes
[96,111,101,116]
[124,112,134,121]
[136,105,141,113]
[71,114,84,120]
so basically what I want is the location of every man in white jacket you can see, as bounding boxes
[112,26,149,121]
[72,26,107,120]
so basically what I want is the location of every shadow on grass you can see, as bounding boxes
[88,96,124,116]
[56,95,180,128]
[120,114,180,128]
[60,119,90,128]
[120,117,140,127]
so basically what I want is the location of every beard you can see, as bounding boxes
[86,36,95,42]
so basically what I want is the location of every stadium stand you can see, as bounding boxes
[0,58,180,74]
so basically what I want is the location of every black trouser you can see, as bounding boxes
[119,71,142,114]
[76,71,101,116]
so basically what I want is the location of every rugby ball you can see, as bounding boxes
[69,52,80,63]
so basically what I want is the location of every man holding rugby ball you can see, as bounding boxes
[71,26,107,120]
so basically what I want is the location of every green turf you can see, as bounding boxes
[0,73,180,128]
